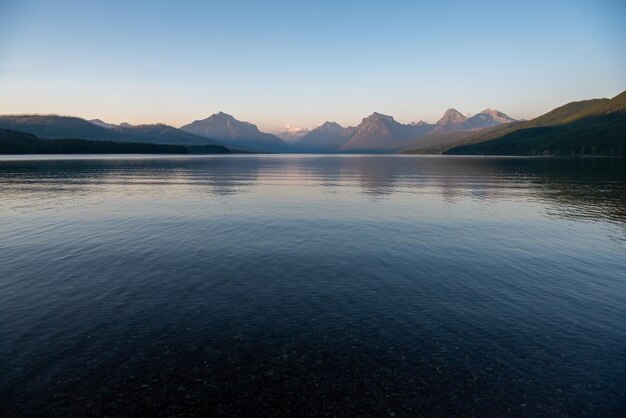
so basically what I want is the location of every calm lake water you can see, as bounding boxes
[1,155,625,417]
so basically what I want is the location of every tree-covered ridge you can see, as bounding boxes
[0,115,223,146]
[0,129,231,154]
[444,91,626,156]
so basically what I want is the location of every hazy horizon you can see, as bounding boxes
[1,0,624,132]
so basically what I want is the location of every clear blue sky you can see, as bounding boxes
[0,0,624,131]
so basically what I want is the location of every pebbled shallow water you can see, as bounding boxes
[0,155,625,416]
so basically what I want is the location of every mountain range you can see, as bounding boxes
[1,107,514,154]
[1,91,623,155]
[434,108,517,132]
[0,115,219,146]
[291,108,516,153]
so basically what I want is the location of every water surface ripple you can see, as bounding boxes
[0,155,625,416]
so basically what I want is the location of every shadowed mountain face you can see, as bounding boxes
[0,115,119,140]
[445,91,626,156]
[339,113,435,152]
[0,115,220,146]
[292,122,351,152]
[181,112,288,152]
[111,124,221,145]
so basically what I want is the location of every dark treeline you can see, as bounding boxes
[446,122,626,156]
[0,129,231,154]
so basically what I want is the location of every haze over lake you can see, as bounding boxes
[0,155,624,416]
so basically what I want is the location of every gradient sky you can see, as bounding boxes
[0,0,624,132]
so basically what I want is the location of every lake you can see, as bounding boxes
[0,155,625,416]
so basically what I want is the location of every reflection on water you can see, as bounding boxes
[0,155,625,416]
[1,155,625,224]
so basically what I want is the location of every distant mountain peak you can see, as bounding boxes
[88,118,134,129]
[89,118,117,129]
[431,108,517,133]
[293,120,351,151]
[364,112,394,121]
[319,121,343,131]
[438,108,467,125]
[205,112,257,128]
[475,109,516,124]
[309,121,345,136]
